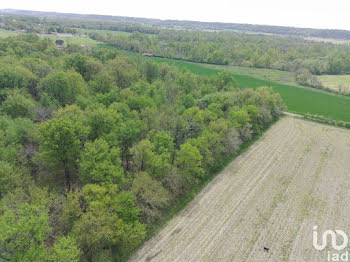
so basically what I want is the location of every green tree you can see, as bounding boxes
[132,172,170,223]
[0,202,50,261]
[89,71,118,94]
[0,64,35,90]
[39,118,89,190]
[1,89,37,119]
[39,71,87,106]
[79,139,125,185]
[130,139,155,173]
[71,184,146,257]
[86,105,122,140]
[65,54,102,81]
[143,61,160,83]
[175,142,204,185]
[0,161,29,198]
[49,236,81,262]
[108,57,139,89]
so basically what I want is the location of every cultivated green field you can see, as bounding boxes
[201,64,298,86]
[318,74,350,94]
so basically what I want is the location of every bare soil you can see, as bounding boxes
[129,117,350,262]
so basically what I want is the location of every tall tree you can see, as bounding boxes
[39,118,89,190]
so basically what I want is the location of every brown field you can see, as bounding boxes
[129,117,350,262]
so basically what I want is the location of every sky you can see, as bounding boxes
[2,0,350,30]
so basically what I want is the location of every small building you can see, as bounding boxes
[143,53,155,57]
[57,33,73,37]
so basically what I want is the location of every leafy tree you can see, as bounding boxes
[132,172,170,223]
[229,108,250,128]
[57,189,83,234]
[89,71,118,94]
[0,116,38,164]
[1,89,37,119]
[175,142,204,185]
[65,54,102,81]
[152,131,175,156]
[49,236,81,262]
[215,71,237,91]
[39,118,89,190]
[71,184,146,257]
[143,61,160,83]
[86,105,122,140]
[79,139,125,185]
[130,139,155,173]
[0,64,35,90]
[0,161,29,198]
[39,71,87,106]
[108,56,139,89]
[0,202,50,261]
[116,118,141,170]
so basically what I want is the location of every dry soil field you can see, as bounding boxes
[129,117,350,262]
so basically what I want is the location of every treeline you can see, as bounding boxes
[4,13,350,76]
[4,9,350,40]
[0,14,160,35]
[0,34,284,261]
[93,29,350,75]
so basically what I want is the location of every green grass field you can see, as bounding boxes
[0,29,18,37]
[318,74,350,94]
[40,34,101,47]
[201,64,298,86]
[78,28,131,37]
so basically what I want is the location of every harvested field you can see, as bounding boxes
[129,117,350,262]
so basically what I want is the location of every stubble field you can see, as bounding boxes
[129,117,350,262]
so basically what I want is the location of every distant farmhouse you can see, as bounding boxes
[143,53,155,57]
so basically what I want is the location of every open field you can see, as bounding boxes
[0,29,18,37]
[318,74,350,94]
[130,117,350,262]
[78,28,131,37]
[39,34,101,47]
[201,64,298,86]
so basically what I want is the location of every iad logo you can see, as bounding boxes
[313,225,348,251]
[313,225,349,262]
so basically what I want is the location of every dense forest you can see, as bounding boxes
[0,34,284,261]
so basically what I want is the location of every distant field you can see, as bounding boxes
[318,74,350,94]
[0,29,18,37]
[78,28,131,37]
[39,34,101,47]
[202,64,298,86]
[130,117,350,262]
